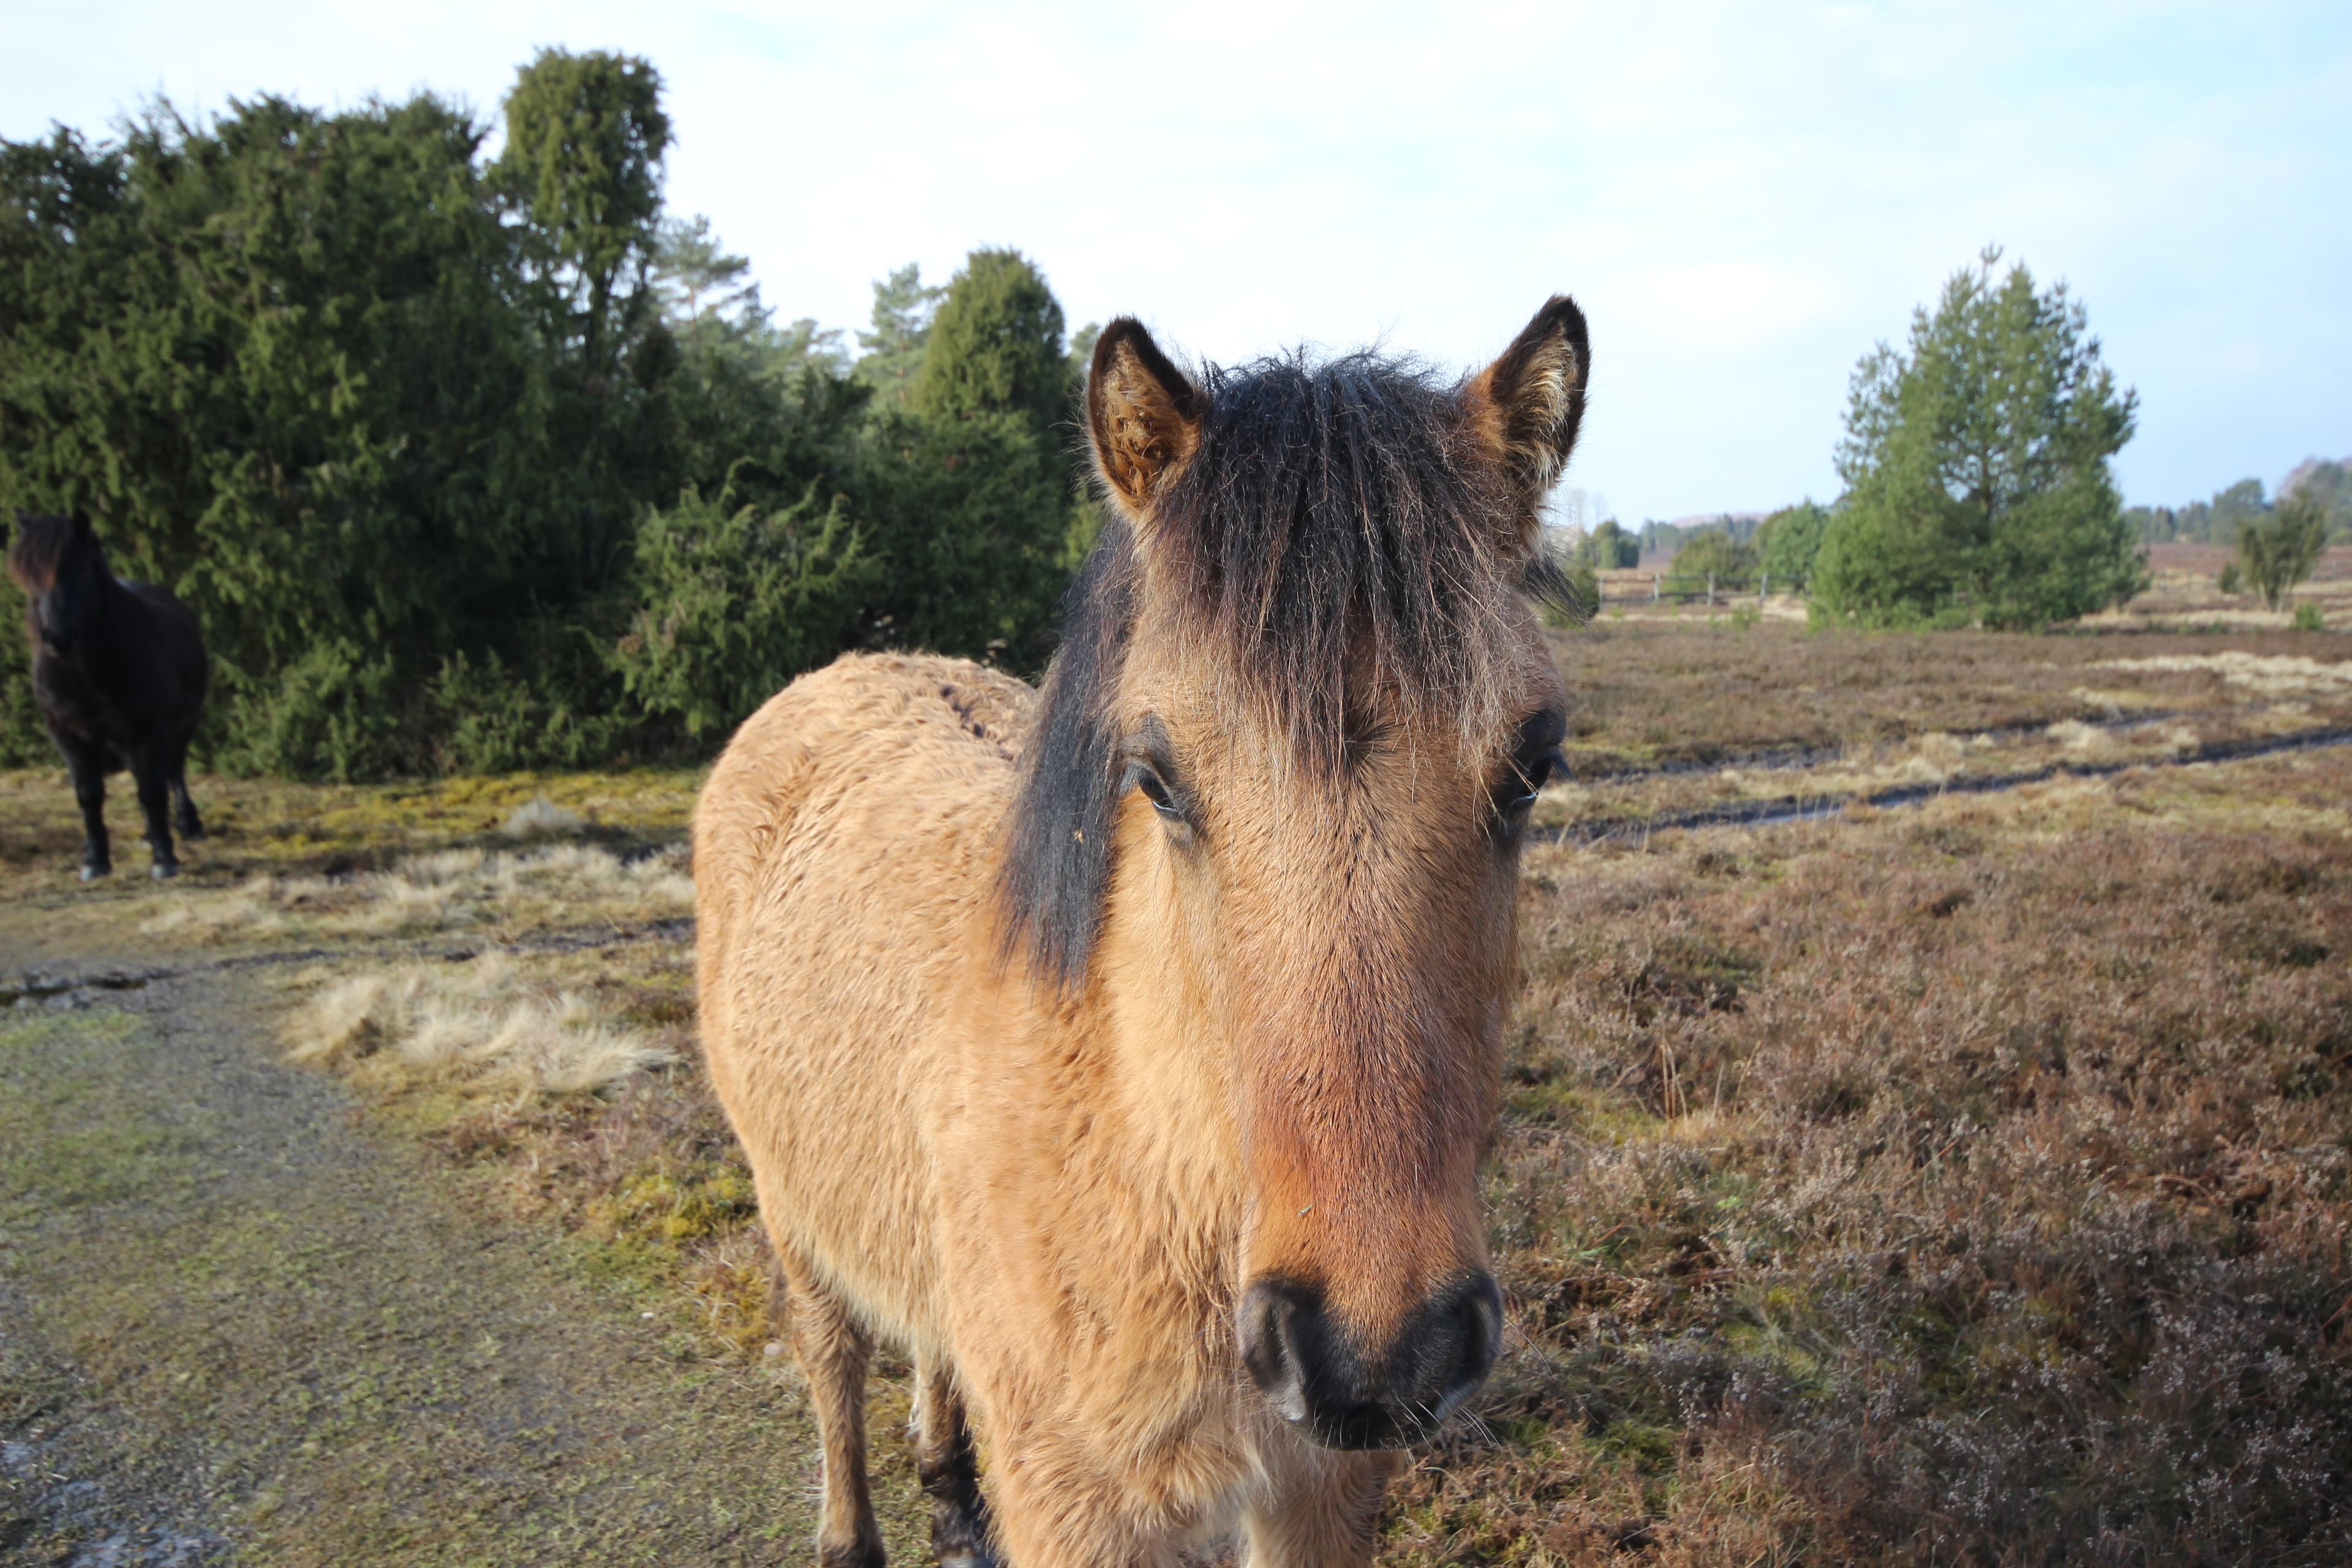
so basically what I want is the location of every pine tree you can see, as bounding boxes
[855,264,946,412]
[1814,248,2145,628]
[858,249,1080,664]
[913,248,1071,435]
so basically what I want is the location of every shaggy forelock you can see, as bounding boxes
[1153,351,1523,759]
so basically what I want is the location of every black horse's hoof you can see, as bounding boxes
[150,861,178,881]
[80,862,111,882]
[180,821,207,842]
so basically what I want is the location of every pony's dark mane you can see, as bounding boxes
[994,516,1140,994]
[998,350,1564,992]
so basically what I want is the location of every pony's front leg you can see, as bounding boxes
[128,739,177,878]
[1240,1443,1396,1568]
[53,731,109,880]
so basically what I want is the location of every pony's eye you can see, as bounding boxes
[1132,766,1182,820]
[1497,749,1562,832]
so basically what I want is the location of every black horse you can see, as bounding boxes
[7,511,208,880]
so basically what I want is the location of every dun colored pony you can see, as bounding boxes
[7,511,208,879]
[696,296,1588,1567]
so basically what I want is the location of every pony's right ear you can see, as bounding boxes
[70,508,92,537]
[1087,318,1204,519]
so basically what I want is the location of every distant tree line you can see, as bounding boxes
[2127,461,2352,547]
[0,50,1095,778]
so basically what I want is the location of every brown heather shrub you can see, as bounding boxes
[1395,760,2352,1566]
[1548,620,2352,772]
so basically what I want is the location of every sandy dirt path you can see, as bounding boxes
[0,931,829,1567]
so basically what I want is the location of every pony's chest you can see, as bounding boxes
[34,652,129,743]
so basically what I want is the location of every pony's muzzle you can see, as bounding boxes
[1238,1272,1501,1450]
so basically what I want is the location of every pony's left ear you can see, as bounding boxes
[1087,318,1204,523]
[1465,296,1589,549]
[70,508,92,537]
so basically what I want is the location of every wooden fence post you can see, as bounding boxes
[1706,574,1716,607]
[1652,573,1660,605]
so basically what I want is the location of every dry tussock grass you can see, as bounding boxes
[2093,649,2352,698]
[143,842,694,943]
[286,951,674,1094]
[1385,748,2352,1566]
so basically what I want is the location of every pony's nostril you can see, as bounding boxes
[1443,1275,1502,1411]
[1399,1272,1502,1422]
[1238,1280,1310,1422]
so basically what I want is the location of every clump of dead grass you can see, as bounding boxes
[2043,715,2117,753]
[502,794,587,837]
[2093,649,2352,698]
[145,841,694,943]
[287,952,673,1094]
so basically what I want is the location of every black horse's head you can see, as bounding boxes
[7,510,107,656]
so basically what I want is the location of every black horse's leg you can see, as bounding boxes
[169,729,204,841]
[55,733,110,880]
[130,739,177,879]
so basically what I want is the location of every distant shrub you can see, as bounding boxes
[1581,517,1641,570]
[0,573,47,766]
[1672,527,1759,586]
[2239,492,2331,610]
[2218,559,2245,595]
[1755,500,1830,584]
[426,648,619,777]
[2292,601,2325,632]
[210,638,404,783]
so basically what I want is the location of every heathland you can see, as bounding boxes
[4,587,2350,1566]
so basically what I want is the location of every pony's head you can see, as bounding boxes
[1000,299,1586,1450]
[8,510,106,657]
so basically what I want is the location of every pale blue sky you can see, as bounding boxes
[5,1,2346,522]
